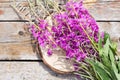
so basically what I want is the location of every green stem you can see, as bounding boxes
[38,0,51,17]
[46,0,61,13]
[79,24,98,51]
[74,72,93,80]
[69,1,99,51]
[27,0,40,20]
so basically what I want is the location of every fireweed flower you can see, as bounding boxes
[31,0,99,61]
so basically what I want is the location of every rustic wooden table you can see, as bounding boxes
[0,0,120,80]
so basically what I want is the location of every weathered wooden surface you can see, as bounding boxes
[0,1,120,20]
[0,0,28,2]
[0,8,19,20]
[0,1,77,79]
[0,22,119,60]
[0,0,120,80]
[0,42,38,60]
[0,22,38,60]
[85,1,120,20]
[97,22,120,42]
[0,62,76,80]
[0,22,30,42]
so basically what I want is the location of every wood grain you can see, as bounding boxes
[0,8,19,20]
[84,1,120,20]
[0,62,76,80]
[0,22,38,60]
[0,0,28,2]
[0,0,119,79]
[0,1,119,20]
[0,42,38,60]
[0,22,30,42]
[97,22,120,42]
[0,22,119,60]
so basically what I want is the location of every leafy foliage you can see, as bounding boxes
[75,33,120,80]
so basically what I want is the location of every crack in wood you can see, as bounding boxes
[0,20,29,22]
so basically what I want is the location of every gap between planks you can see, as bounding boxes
[0,59,43,62]
[0,20,120,22]
[0,62,76,80]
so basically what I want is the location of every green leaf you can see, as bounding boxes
[86,59,101,80]
[111,62,118,73]
[116,74,120,80]
[110,42,117,55]
[99,48,103,56]
[108,49,118,75]
[98,35,103,50]
[111,42,117,50]
[100,56,117,80]
[103,38,111,57]
[101,54,111,68]
[104,32,110,43]
[116,59,120,80]
[87,59,111,80]
[118,59,120,73]
[108,49,115,63]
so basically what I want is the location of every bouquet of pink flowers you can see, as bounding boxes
[12,0,120,79]
[31,0,99,61]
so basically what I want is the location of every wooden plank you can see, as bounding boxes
[0,3,11,7]
[0,0,119,7]
[0,62,76,80]
[0,2,29,8]
[0,8,19,20]
[0,0,12,2]
[0,22,30,42]
[0,0,119,2]
[85,0,120,3]
[0,42,38,60]
[0,22,119,60]
[0,2,34,20]
[84,2,120,20]
[0,0,27,3]
[0,0,35,8]
[97,22,120,42]
[0,1,119,20]
[0,22,38,60]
